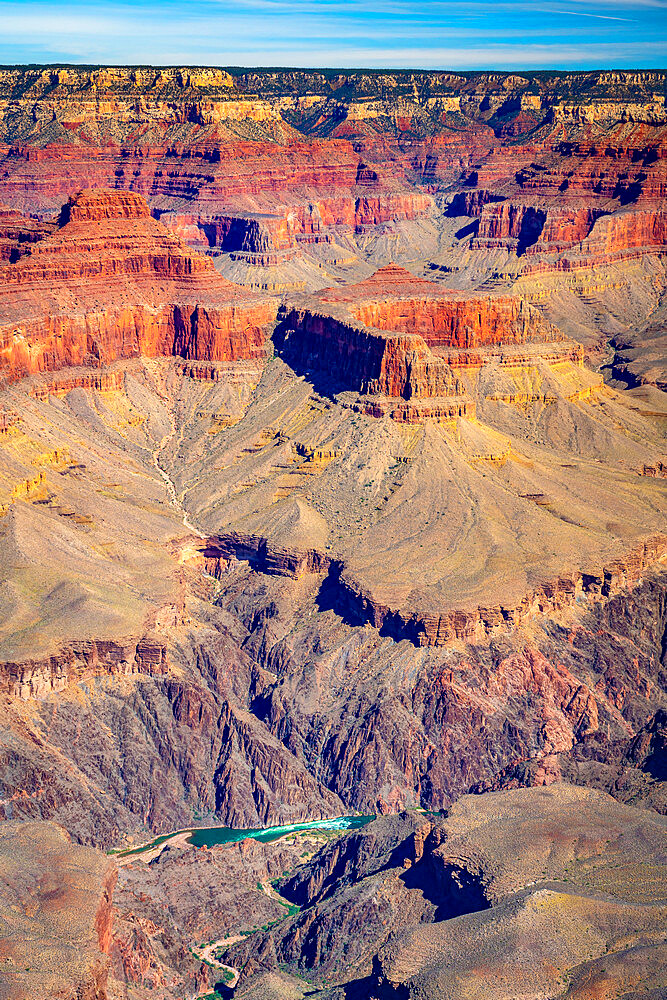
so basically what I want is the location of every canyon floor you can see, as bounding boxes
[0,67,665,999]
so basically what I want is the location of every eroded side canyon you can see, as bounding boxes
[0,67,666,1000]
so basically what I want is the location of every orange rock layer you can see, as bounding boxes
[1,304,273,383]
[278,265,565,411]
[0,637,168,700]
[352,292,559,349]
[162,191,433,254]
[473,203,667,260]
[0,189,278,382]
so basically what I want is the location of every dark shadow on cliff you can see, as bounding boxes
[400,858,490,922]
[272,310,414,405]
[272,318,353,402]
[516,206,547,255]
[454,219,479,240]
[643,749,667,781]
[614,174,647,205]
[212,982,235,998]
[332,974,379,999]
[315,562,369,628]
[316,563,426,647]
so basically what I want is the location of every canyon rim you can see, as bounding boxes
[0,52,665,1000]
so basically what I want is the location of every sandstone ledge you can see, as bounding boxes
[0,636,168,700]
[195,531,667,648]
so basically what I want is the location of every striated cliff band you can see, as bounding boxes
[0,67,665,1000]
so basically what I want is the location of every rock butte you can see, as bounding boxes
[1,69,666,286]
[0,65,666,1000]
[278,263,570,421]
[0,191,663,649]
[0,188,278,382]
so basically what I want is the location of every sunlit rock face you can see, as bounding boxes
[0,188,278,382]
[0,65,666,1000]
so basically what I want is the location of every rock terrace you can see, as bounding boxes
[0,65,666,1000]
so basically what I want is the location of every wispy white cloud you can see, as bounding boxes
[0,9,631,43]
[531,7,633,17]
[1,11,128,34]
[0,0,665,67]
[570,0,666,6]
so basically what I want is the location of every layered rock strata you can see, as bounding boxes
[201,530,667,647]
[0,203,55,261]
[0,636,168,700]
[0,189,277,383]
[160,189,433,256]
[1,70,665,281]
[277,264,575,420]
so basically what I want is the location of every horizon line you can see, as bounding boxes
[2,62,666,72]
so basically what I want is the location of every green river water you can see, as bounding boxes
[116,814,372,856]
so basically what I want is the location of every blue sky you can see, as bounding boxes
[1,0,666,68]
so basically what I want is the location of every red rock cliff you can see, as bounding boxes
[277,305,465,400]
[277,266,562,409]
[0,190,277,382]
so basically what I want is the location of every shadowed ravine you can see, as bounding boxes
[0,66,666,1000]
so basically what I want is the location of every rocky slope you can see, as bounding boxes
[220,785,667,998]
[0,820,115,1000]
[3,784,664,1000]
[0,66,666,999]
[473,707,667,814]
[109,830,325,999]
[1,414,666,841]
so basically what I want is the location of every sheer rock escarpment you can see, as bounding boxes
[0,636,168,700]
[276,264,581,422]
[0,189,278,383]
[0,72,665,1000]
